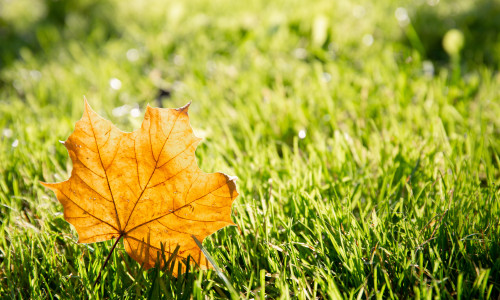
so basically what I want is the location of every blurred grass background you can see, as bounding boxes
[0,0,499,298]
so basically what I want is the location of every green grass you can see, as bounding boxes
[1,0,499,298]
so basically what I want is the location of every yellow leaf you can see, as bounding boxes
[42,99,238,276]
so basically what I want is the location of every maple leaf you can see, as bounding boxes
[42,99,238,276]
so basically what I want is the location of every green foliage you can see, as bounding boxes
[409,0,500,68]
[0,0,499,298]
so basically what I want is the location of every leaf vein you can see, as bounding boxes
[59,189,119,232]
[123,108,186,230]
[125,179,232,234]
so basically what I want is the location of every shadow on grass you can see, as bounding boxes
[406,0,500,69]
[0,0,118,70]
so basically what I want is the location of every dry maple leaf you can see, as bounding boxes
[42,99,238,276]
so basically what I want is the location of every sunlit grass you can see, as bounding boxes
[0,0,499,298]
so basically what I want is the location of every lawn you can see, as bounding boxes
[0,0,499,298]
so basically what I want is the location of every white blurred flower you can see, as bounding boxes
[109,78,122,90]
[126,49,140,62]
[362,34,374,46]
[395,7,410,27]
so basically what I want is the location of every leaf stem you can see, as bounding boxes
[93,234,123,289]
